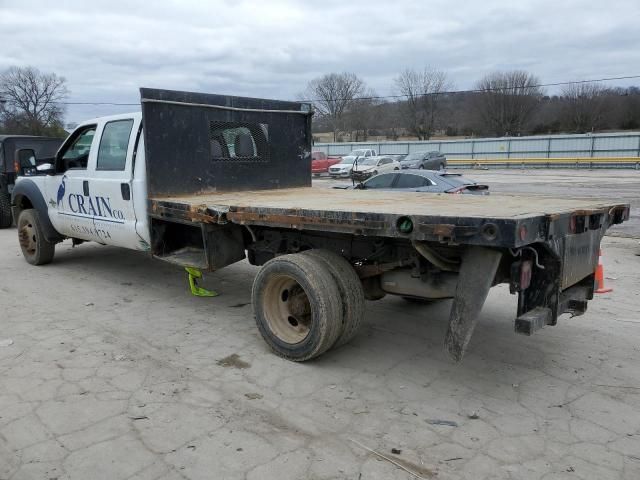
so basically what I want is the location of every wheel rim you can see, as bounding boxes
[18,220,37,256]
[263,274,312,344]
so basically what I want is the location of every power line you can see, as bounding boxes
[303,74,640,103]
[53,74,640,107]
[60,101,139,106]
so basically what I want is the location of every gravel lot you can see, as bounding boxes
[1,170,639,480]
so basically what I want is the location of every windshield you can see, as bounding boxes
[339,157,355,164]
[349,150,367,157]
[402,153,423,162]
[359,158,377,166]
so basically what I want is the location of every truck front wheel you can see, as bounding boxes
[0,191,12,228]
[252,253,343,361]
[17,209,55,265]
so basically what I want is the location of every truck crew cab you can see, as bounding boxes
[11,88,630,362]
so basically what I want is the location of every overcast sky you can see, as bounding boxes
[2,0,639,124]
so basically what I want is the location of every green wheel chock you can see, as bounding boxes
[185,267,218,297]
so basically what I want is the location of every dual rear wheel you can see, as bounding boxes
[252,249,365,361]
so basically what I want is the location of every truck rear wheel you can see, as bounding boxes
[17,209,55,265]
[252,253,343,361]
[0,191,12,228]
[302,249,365,348]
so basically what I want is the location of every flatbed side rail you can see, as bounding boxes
[149,198,629,249]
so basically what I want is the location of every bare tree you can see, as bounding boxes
[344,89,381,141]
[473,70,544,136]
[0,66,68,135]
[394,67,451,140]
[304,73,365,141]
[560,82,609,133]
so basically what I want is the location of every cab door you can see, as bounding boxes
[83,117,143,249]
[46,125,99,240]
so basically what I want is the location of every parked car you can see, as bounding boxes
[311,151,342,176]
[400,151,447,170]
[334,169,489,195]
[0,135,64,228]
[351,156,401,181]
[328,148,377,178]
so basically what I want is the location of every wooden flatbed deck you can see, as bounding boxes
[153,188,620,219]
[149,188,629,249]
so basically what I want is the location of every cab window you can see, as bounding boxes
[97,119,134,171]
[58,126,96,171]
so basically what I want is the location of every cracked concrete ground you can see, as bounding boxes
[1,211,640,479]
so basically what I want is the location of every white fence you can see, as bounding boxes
[314,132,640,160]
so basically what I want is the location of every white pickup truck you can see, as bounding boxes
[11,88,630,362]
[328,148,377,178]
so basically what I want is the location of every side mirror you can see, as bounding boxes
[35,163,55,175]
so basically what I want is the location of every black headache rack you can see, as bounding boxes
[141,87,315,272]
[140,88,313,197]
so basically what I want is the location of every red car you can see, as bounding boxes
[311,151,342,175]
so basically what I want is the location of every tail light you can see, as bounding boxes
[510,260,532,293]
[520,260,532,290]
[447,185,489,194]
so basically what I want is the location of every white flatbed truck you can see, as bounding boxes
[11,88,630,361]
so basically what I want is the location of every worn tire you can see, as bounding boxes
[17,209,55,265]
[0,191,12,228]
[252,253,343,361]
[302,249,366,348]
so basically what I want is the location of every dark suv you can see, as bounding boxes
[0,135,64,227]
[400,151,447,170]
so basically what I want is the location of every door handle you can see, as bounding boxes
[121,183,131,201]
[83,180,89,196]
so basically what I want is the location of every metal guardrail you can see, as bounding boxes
[447,157,640,169]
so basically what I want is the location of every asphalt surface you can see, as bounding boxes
[1,169,639,480]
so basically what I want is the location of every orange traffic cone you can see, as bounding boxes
[594,249,612,294]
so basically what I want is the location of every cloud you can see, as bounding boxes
[1,0,639,123]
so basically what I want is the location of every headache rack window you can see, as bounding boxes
[209,121,269,163]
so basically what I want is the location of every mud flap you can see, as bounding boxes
[444,247,502,361]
